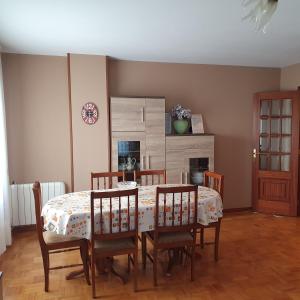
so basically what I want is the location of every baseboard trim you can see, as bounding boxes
[223,207,253,213]
[12,224,36,232]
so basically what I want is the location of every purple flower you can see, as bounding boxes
[171,104,191,120]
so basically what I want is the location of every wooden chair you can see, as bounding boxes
[134,169,166,186]
[0,272,3,300]
[198,171,224,261]
[91,171,125,190]
[90,188,139,298]
[142,185,198,286]
[32,182,90,292]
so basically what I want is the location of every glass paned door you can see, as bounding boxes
[259,99,292,171]
[253,91,299,217]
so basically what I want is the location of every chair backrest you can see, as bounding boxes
[32,181,45,246]
[91,171,125,190]
[203,171,224,200]
[134,169,166,186]
[90,188,139,243]
[155,185,198,234]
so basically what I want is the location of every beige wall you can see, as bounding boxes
[2,53,281,208]
[69,54,109,191]
[109,60,281,208]
[280,63,300,90]
[2,54,72,191]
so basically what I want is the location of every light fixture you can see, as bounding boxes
[242,0,278,33]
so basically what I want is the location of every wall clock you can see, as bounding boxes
[81,102,98,125]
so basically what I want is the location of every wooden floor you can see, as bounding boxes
[2,212,300,299]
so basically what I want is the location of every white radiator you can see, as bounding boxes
[10,182,65,227]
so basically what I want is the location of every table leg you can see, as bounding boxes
[66,269,85,280]
[66,257,127,284]
[166,248,184,276]
[96,257,128,284]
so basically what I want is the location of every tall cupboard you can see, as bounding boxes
[110,97,166,174]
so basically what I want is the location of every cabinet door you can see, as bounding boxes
[145,98,166,169]
[111,97,146,132]
[166,135,214,184]
[166,150,185,184]
[183,149,214,184]
[111,132,146,172]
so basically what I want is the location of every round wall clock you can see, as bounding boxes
[81,102,99,125]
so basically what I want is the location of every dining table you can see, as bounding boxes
[41,184,223,281]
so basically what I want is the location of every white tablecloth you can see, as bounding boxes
[41,184,223,239]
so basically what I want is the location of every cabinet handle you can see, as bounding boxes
[148,155,151,169]
[185,172,188,184]
[180,171,183,184]
[141,155,144,170]
[141,107,144,123]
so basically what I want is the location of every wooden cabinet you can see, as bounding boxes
[111,97,165,172]
[166,135,214,184]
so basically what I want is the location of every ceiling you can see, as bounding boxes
[0,0,300,68]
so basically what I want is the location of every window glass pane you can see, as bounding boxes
[282,118,291,134]
[281,136,291,153]
[260,100,269,115]
[282,99,292,115]
[270,155,280,171]
[281,155,290,171]
[271,119,280,134]
[260,119,269,134]
[259,155,268,170]
[260,137,268,152]
[271,100,281,116]
[270,137,280,152]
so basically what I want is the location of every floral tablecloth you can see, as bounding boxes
[41,185,223,239]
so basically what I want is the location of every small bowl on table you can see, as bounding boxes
[117,181,137,190]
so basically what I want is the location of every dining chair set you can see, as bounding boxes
[33,169,224,298]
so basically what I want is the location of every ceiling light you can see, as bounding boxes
[242,0,278,33]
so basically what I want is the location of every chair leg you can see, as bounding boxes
[214,221,221,262]
[153,249,158,287]
[80,242,91,285]
[91,254,96,299]
[42,250,49,292]
[200,228,204,249]
[133,251,138,292]
[142,232,146,270]
[191,245,195,281]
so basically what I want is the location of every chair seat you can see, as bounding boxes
[147,231,193,244]
[43,231,82,245]
[94,238,135,253]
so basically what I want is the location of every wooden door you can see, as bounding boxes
[145,98,166,169]
[111,132,146,172]
[111,97,146,132]
[252,91,299,216]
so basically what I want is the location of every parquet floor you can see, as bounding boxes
[2,212,300,299]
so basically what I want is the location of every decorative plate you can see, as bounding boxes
[81,102,98,125]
